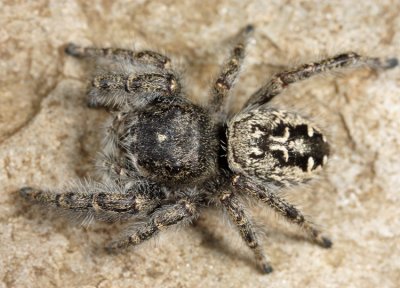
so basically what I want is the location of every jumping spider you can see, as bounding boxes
[20,25,398,273]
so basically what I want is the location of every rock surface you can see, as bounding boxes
[1,1,399,287]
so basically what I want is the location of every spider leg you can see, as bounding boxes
[106,198,197,251]
[232,175,332,248]
[65,44,182,110]
[246,52,398,108]
[86,69,181,109]
[220,190,273,274]
[20,180,165,221]
[65,43,171,69]
[209,25,254,117]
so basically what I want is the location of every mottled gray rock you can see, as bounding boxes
[1,1,399,287]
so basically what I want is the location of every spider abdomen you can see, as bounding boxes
[227,107,329,186]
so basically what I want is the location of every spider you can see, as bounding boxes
[20,25,398,274]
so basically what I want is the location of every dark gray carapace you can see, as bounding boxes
[118,97,219,185]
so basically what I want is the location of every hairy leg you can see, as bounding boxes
[87,70,181,109]
[106,198,197,251]
[20,180,165,220]
[65,43,171,69]
[232,175,332,248]
[220,190,273,274]
[209,25,254,117]
[65,43,182,109]
[246,52,398,107]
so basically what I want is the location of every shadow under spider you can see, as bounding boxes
[192,210,328,272]
[191,217,257,271]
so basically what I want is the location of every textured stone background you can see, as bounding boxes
[1,1,399,287]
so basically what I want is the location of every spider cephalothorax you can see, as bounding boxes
[114,96,219,186]
[20,25,397,273]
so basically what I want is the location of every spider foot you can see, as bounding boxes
[260,261,274,274]
[382,57,398,70]
[19,186,35,198]
[367,56,399,70]
[315,235,333,249]
[105,240,129,253]
[65,43,83,57]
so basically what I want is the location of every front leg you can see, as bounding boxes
[87,70,181,109]
[220,190,273,274]
[246,52,398,107]
[107,198,197,251]
[65,44,182,110]
[65,43,172,69]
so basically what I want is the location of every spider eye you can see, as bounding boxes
[165,164,182,175]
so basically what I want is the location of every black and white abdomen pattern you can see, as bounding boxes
[227,107,330,186]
